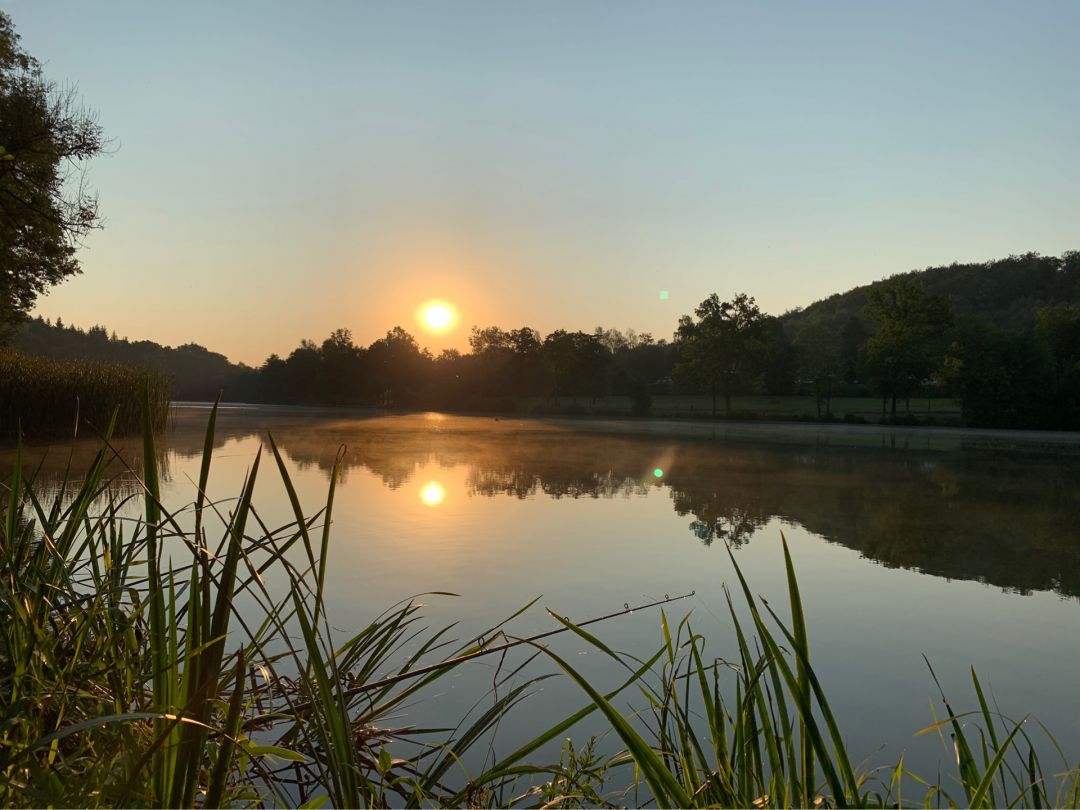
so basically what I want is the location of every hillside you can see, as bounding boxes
[780,251,1080,338]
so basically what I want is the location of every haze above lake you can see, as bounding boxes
[6,406,1079,779]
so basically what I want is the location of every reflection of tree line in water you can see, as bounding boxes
[2,438,173,504]
[11,413,1079,598]
[175,415,1080,600]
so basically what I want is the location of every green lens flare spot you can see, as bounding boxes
[659,290,669,300]
[653,468,664,478]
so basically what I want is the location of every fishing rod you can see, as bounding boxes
[285,590,695,714]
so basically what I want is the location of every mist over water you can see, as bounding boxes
[6,405,1080,780]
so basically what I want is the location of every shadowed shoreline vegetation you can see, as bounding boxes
[0,404,1077,807]
[0,348,169,440]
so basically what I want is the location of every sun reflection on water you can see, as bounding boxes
[419,481,446,507]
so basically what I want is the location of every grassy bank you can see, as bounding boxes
[0,349,170,440]
[0,401,1075,807]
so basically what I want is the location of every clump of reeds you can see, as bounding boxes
[508,538,1080,808]
[0,397,558,807]
[0,396,1077,808]
[0,348,169,440]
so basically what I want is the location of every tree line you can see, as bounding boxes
[781,251,1080,430]
[14,250,1080,431]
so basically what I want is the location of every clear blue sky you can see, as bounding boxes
[7,1,1080,364]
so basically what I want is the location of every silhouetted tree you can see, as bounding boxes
[759,317,797,395]
[794,319,844,417]
[312,328,361,405]
[839,316,867,384]
[946,324,1049,428]
[258,354,289,402]
[366,327,431,406]
[1,12,105,336]
[541,330,608,402]
[285,339,322,403]
[862,279,952,419]
[1036,304,1080,428]
[674,293,766,417]
[468,326,515,399]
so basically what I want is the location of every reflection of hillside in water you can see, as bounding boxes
[189,411,1080,600]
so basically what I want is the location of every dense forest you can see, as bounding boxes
[12,250,1080,430]
[14,318,261,401]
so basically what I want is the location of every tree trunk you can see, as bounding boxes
[725,393,732,418]
[711,390,717,419]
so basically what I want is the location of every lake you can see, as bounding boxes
[6,404,1080,789]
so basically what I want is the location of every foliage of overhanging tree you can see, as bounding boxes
[0,12,104,337]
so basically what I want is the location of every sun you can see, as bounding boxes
[418,300,458,334]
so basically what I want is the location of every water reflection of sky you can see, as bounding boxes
[4,406,1079,784]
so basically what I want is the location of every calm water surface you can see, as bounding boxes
[7,405,1080,784]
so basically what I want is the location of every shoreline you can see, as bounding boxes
[168,401,1080,451]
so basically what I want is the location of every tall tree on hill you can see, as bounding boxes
[675,293,766,418]
[839,316,867,383]
[862,278,952,419]
[0,12,105,337]
[759,316,797,395]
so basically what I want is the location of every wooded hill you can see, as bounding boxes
[780,251,1080,337]
[13,318,258,402]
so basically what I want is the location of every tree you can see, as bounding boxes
[541,330,607,402]
[285,339,322,403]
[839,316,867,384]
[793,319,844,418]
[1,11,105,337]
[758,316,797,395]
[366,327,431,406]
[674,293,766,418]
[320,328,363,405]
[946,323,1049,428]
[1036,304,1080,428]
[862,279,952,419]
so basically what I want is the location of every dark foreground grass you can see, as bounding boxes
[0,349,170,440]
[0,399,1075,807]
